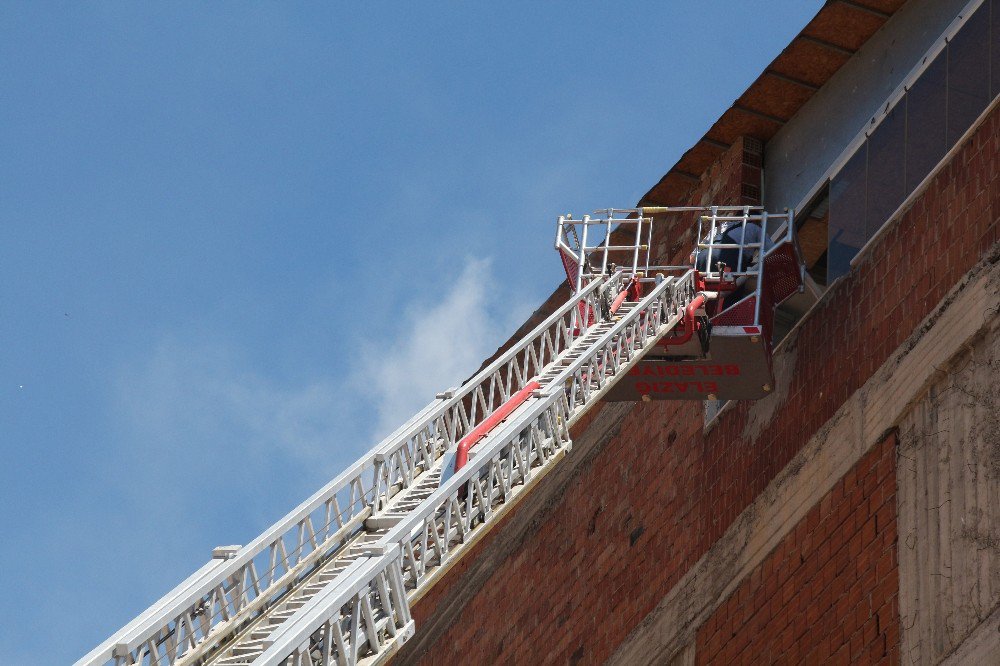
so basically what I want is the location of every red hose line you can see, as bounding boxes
[610,277,642,315]
[453,380,541,473]
[659,294,706,347]
[610,288,630,314]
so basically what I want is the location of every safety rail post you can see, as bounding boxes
[630,212,644,277]
[644,212,654,276]
[601,210,612,275]
[706,206,719,275]
[576,215,590,295]
[753,209,767,324]
[736,205,749,273]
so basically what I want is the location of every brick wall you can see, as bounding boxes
[696,433,899,665]
[399,101,998,665]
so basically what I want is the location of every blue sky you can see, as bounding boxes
[0,2,821,663]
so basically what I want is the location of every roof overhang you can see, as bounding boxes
[639,0,905,206]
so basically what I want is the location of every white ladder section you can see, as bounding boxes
[78,268,699,666]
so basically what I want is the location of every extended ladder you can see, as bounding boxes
[78,206,798,666]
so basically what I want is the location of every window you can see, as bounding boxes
[948,4,990,144]
[866,103,906,238]
[796,187,829,286]
[905,51,947,192]
[825,0,998,282]
[992,0,1000,98]
[828,146,867,281]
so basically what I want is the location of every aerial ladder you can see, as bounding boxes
[78,206,804,666]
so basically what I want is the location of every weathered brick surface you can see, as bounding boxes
[401,103,998,665]
[696,433,900,665]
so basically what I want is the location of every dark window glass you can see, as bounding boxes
[992,0,1000,98]
[828,144,867,281]
[821,1,999,282]
[866,104,906,235]
[948,4,990,144]
[905,51,948,191]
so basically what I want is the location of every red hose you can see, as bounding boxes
[610,288,630,314]
[453,380,541,473]
[659,294,706,347]
[610,277,643,315]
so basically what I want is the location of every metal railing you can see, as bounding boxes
[82,204,784,666]
[544,272,694,411]
[250,272,699,666]
[253,555,413,666]
[690,205,796,327]
[77,276,614,666]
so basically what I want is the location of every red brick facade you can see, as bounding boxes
[399,100,998,665]
[696,433,899,665]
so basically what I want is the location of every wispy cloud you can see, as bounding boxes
[112,257,536,483]
[116,340,355,468]
[358,257,535,438]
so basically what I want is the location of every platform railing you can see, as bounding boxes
[77,277,611,666]
[690,206,796,326]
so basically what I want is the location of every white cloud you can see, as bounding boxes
[115,340,357,470]
[113,257,537,477]
[358,256,535,438]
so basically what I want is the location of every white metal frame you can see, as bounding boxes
[242,272,696,666]
[81,205,792,666]
[558,205,798,328]
[77,279,607,666]
[691,205,798,327]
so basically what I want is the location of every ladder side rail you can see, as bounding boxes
[143,280,691,666]
[368,394,569,593]
[78,278,607,666]
[79,446,394,666]
[406,276,603,471]
[254,553,414,666]
[430,263,604,429]
[541,272,694,402]
[366,276,693,604]
[247,396,568,666]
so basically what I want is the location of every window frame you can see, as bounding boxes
[790,0,992,279]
